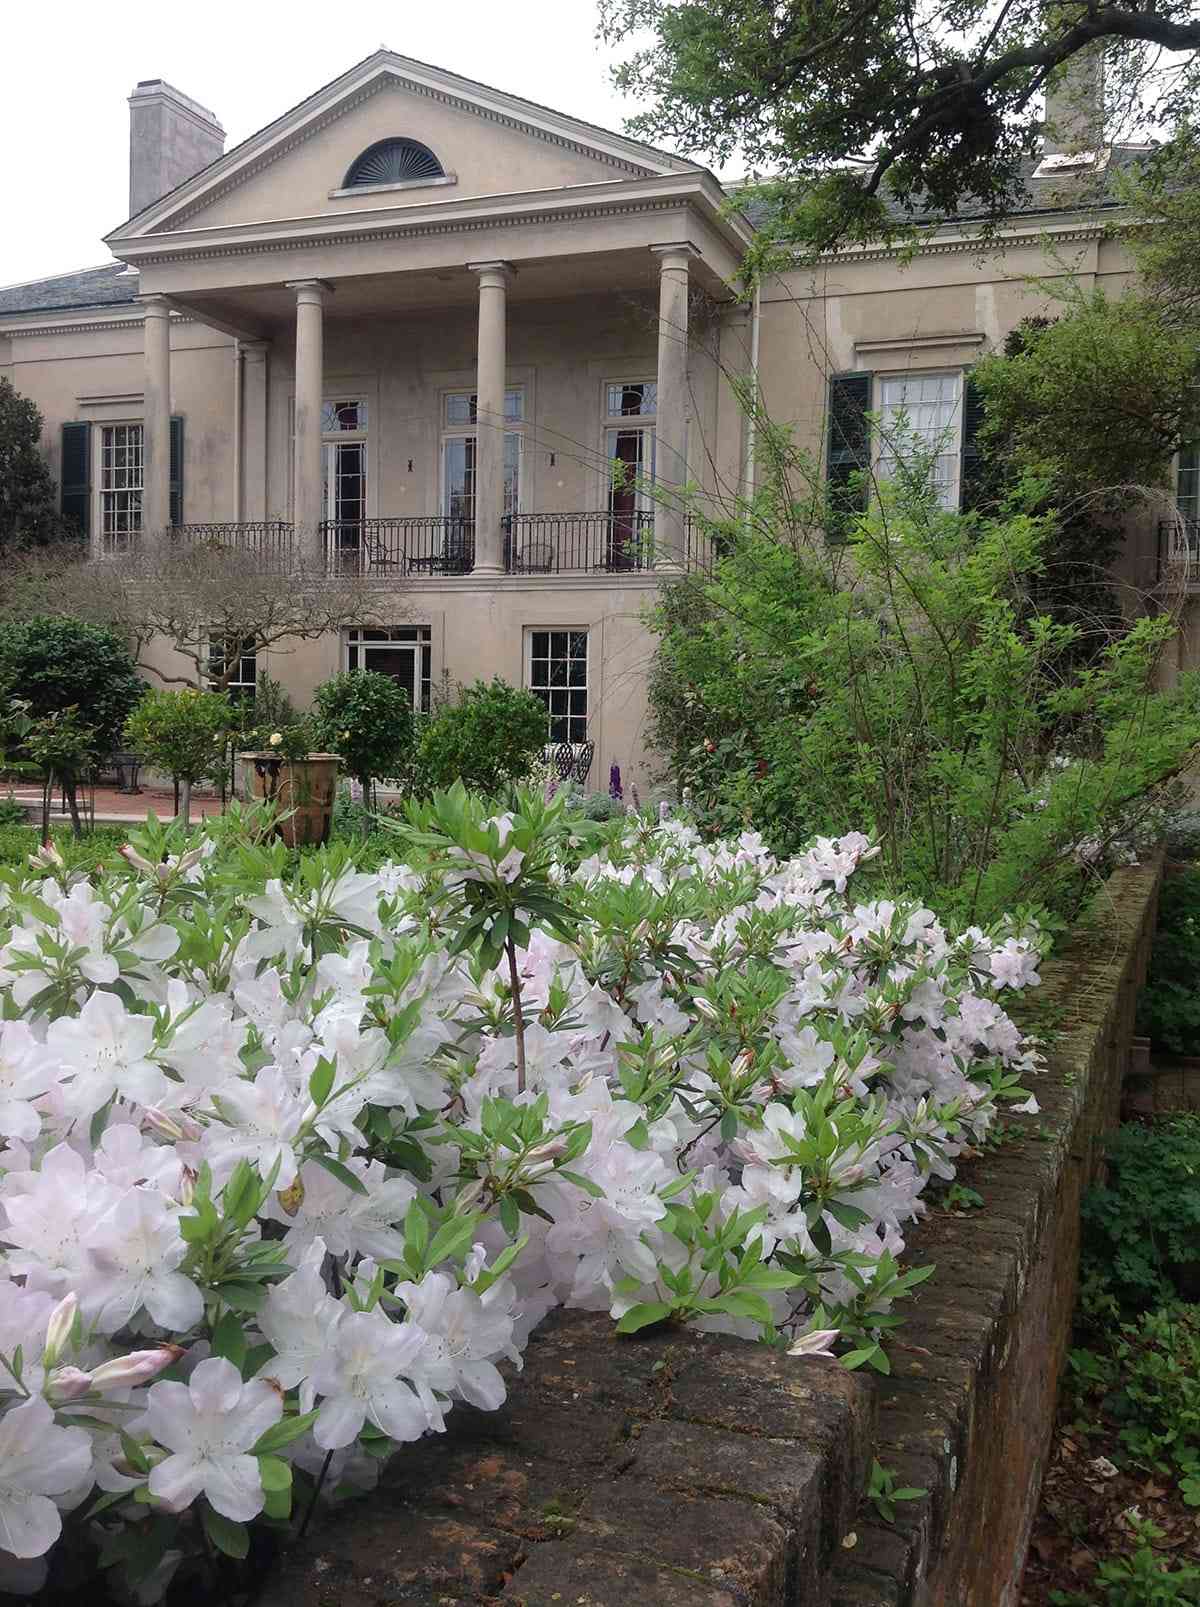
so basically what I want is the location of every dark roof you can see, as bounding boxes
[0,262,139,318]
[734,143,1149,235]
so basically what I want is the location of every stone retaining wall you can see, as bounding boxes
[260,857,1162,1607]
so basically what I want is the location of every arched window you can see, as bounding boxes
[342,138,445,188]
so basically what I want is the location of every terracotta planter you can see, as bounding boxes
[240,752,339,847]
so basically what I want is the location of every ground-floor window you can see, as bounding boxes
[207,637,257,700]
[346,626,432,713]
[97,423,143,554]
[527,628,589,747]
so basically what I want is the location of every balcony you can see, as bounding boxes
[1157,518,1200,587]
[172,512,715,578]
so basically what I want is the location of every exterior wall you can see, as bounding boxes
[136,579,662,797]
[172,83,639,232]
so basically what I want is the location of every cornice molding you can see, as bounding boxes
[809,222,1104,267]
[2,313,196,339]
[153,75,659,234]
[128,195,691,266]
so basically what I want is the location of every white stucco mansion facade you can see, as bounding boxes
[0,51,1187,787]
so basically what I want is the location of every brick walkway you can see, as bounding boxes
[5,783,228,825]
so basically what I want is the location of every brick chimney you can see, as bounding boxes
[128,80,225,217]
[1042,48,1105,156]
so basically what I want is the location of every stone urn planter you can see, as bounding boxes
[240,751,339,847]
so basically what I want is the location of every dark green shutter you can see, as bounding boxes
[826,373,871,541]
[959,376,986,512]
[169,415,184,527]
[60,422,91,540]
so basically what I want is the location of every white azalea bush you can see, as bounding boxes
[0,789,1044,1599]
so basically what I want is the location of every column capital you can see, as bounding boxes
[468,260,515,287]
[240,339,270,362]
[285,279,333,305]
[137,292,173,316]
[650,242,701,267]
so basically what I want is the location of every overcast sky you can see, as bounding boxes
[0,0,665,288]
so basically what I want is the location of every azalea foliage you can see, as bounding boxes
[0,789,1044,1597]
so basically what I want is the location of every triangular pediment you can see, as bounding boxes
[109,51,699,241]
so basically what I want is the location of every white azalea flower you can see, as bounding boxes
[145,1357,282,1521]
[310,1307,434,1450]
[0,1396,91,1558]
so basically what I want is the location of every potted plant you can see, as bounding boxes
[239,718,339,847]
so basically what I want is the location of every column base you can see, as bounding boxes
[470,561,506,578]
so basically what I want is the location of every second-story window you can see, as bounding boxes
[97,423,143,555]
[876,373,962,509]
[603,380,656,569]
[441,389,524,530]
[1179,442,1199,521]
[321,398,368,567]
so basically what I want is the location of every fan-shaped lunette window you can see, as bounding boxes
[343,138,445,188]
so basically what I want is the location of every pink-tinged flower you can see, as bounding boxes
[43,1367,92,1403]
[0,1022,63,1143]
[310,1307,434,1451]
[80,1188,202,1336]
[87,1345,184,1393]
[787,1328,840,1359]
[0,1395,92,1557]
[145,1357,282,1521]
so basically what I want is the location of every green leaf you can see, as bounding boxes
[203,1506,249,1559]
[118,1429,150,1475]
[252,1409,319,1455]
[262,1482,292,1521]
[555,1168,605,1198]
[308,1056,335,1108]
[310,1152,368,1196]
[210,1311,247,1372]
[257,1455,293,1493]
[615,1301,674,1335]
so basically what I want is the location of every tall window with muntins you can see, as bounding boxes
[343,139,445,188]
[98,424,143,554]
[442,390,524,528]
[876,373,962,509]
[321,399,368,567]
[527,629,589,747]
[1179,443,1200,521]
[207,637,257,701]
[603,381,656,568]
[346,626,432,714]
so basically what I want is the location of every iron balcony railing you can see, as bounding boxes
[322,517,475,576]
[147,512,718,577]
[1157,518,1200,583]
[173,521,296,562]
[503,510,656,573]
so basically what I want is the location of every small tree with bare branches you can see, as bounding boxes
[0,536,397,694]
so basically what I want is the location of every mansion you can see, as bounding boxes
[0,50,1187,788]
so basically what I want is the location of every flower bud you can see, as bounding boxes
[28,841,64,871]
[119,844,156,876]
[143,1106,191,1142]
[45,1366,92,1402]
[42,1293,78,1369]
[88,1345,185,1393]
[787,1328,840,1359]
[453,1179,485,1214]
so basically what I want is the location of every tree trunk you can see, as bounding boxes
[178,777,192,828]
[40,777,51,844]
[63,777,83,838]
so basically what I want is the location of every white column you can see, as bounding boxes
[241,341,269,524]
[288,279,330,569]
[141,294,172,540]
[468,261,513,576]
[650,244,698,568]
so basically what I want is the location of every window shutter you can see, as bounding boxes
[60,422,91,540]
[959,376,987,512]
[826,373,871,540]
[169,415,184,527]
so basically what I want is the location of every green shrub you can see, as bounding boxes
[0,824,125,874]
[124,688,234,825]
[1138,869,1200,1055]
[1081,1116,1200,1316]
[417,679,546,795]
[0,616,143,752]
[312,670,415,798]
[652,467,1200,923]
